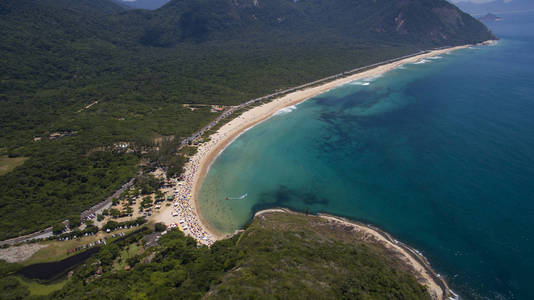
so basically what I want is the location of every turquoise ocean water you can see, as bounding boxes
[198,12,534,299]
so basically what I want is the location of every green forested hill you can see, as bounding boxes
[0,0,494,240]
[42,212,430,299]
[153,0,493,45]
[37,0,126,15]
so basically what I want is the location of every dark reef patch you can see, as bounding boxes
[251,185,329,213]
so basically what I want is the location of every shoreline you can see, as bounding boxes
[190,44,472,239]
[156,42,488,245]
[254,208,453,300]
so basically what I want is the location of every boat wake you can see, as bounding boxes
[226,193,248,200]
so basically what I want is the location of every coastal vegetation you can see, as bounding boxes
[1,211,431,299]
[0,156,28,176]
[0,147,138,240]
[0,0,493,245]
[17,278,67,297]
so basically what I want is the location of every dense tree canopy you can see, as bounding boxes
[42,212,431,299]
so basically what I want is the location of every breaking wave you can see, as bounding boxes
[274,105,298,115]
[349,81,371,86]
[414,59,430,64]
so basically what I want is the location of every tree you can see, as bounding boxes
[98,244,120,266]
[141,196,153,209]
[136,174,161,195]
[85,220,94,226]
[0,276,30,300]
[53,223,66,235]
[135,217,147,225]
[102,209,109,216]
[127,206,134,214]
[103,221,119,231]
[110,208,120,218]
[155,190,164,202]
[112,197,119,206]
[97,214,104,221]
[69,216,81,228]
[155,222,166,232]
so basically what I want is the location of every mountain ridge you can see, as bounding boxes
[146,0,495,45]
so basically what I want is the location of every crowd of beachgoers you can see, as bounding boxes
[167,188,214,246]
[163,134,230,246]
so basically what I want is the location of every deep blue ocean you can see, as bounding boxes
[198,11,534,299]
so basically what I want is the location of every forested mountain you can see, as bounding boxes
[152,0,493,44]
[0,0,494,240]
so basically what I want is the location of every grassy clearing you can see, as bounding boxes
[0,155,28,175]
[22,238,100,266]
[17,277,67,296]
[113,242,141,271]
[23,228,137,266]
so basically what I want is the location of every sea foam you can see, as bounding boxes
[349,81,371,86]
[274,105,298,115]
[414,59,430,64]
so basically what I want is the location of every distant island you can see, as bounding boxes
[479,13,504,22]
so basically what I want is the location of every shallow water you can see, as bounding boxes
[198,12,534,299]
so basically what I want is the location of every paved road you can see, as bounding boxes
[0,227,54,246]
[81,178,135,222]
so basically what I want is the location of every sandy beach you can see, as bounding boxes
[155,44,474,246]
